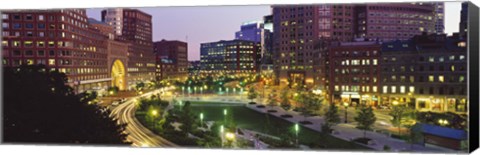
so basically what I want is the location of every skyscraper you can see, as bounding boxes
[101,9,156,89]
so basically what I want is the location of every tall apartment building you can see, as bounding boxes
[153,40,188,81]
[200,40,260,74]
[101,9,155,89]
[271,3,437,89]
[329,40,381,106]
[380,34,467,113]
[272,4,355,87]
[1,9,112,92]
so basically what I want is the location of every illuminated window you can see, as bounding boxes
[48,59,55,65]
[459,55,465,60]
[449,55,455,61]
[37,41,45,47]
[409,86,415,93]
[372,86,377,93]
[24,41,33,47]
[458,42,466,47]
[2,41,7,46]
[439,57,444,62]
[391,86,396,93]
[13,41,20,47]
[451,65,455,71]
[400,86,405,93]
[373,59,377,65]
[26,59,34,65]
[439,75,444,83]
[383,86,388,93]
[459,76,465,82]
[428,75,434,82]
[428,56,435,62]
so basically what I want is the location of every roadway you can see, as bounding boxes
[110,89,178,147]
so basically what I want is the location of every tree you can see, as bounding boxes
[354,104,376,138]
[389,105,406,135]
[323,104,341,132]
[247,87,258,102]
[267,92,277,109]
[280,90,291,111]
[3,65,129,144]
[179,101,196,135]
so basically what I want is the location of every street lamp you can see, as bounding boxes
[223,109,227,124]
[294,123,299,146]
[200,113,204,127]
[343,102,349,123]
[438,119,449,126]
[151,110,158,129]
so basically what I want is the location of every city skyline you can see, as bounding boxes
[87,2,461,61]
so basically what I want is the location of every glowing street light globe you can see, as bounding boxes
[151,110,158,116]
[225,132,236,141]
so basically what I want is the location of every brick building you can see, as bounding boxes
[153,40,188,81]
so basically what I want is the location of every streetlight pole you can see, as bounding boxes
[223,109,227,124]
[200,113,204,127]
[295,123,299,146]
[344,102,348,123]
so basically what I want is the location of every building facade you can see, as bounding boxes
[434,2,445,34]
[153,40,188,81]
[329,40,381,107]
[200,40,260,74]
[2,9,111,92]
[272,5,354,87]
[101,9,156,89]
[271,3,438,97]
[354,3,436,41]
[380,34,467,113]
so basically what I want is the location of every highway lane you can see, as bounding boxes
[110,89,178,147]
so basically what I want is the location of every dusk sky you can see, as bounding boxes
[87,2,461,61]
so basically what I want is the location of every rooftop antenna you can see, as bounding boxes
[185,35,188,43]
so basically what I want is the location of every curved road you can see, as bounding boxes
[110,90,178,147]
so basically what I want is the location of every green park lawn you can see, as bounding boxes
[185,101,369,150]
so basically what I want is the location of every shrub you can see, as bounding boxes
[383,145,391,151]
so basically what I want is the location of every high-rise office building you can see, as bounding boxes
[200,40,260,74]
